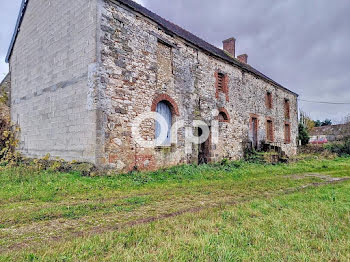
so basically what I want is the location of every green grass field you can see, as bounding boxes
[0,156,350,261]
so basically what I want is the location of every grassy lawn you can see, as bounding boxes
[0,156,349,261]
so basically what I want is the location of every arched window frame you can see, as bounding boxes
[217,107,230,123]
[151,94,179,116]
[214,71,229,102]
[151,94,179,146]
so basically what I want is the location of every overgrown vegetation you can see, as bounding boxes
[300,137,350,157]
[0,84,8,105]
[0,86,16,163]
[0,85,21,164]
[325,136,350,156]
[243,145,289,165]
[0,156,349,261]
[243,148,265,164]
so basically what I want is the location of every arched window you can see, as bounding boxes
[151,94,179,146]
[218,112,229,122]
[155,101,172,145]
[217,108,230,123]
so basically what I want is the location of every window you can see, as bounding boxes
[217,108,230,123]
[218,112,228,122]
[217,73,225,93]
[266,119,274,142]
[155,101,172,145]
[284,123,291,144]
[284,99,290,119]
[218,111,229,122]
[215,72,229,102]
[251,116,258,149]
[266,92,273,109]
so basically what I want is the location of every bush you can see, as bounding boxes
[299,144,327,154]
[298,123,310,145]
[244,148,265,164]
[0,126,20,163]
[0,93,20,163]
[0,116,9,152]
[324,137,350,156]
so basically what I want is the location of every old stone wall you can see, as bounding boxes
[97,0,298,172]
[10,0,99,162]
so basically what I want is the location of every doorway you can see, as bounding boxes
[252,117,258,149]
[198,126,211,164]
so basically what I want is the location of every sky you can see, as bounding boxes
[1,0,349,123]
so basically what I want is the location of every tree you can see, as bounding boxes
[304,117,315,132]
[314,120,322,127]
[314,119,332,127]
[321,119,332,126]
[298,123,310,145]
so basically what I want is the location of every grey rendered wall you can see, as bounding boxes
[10,0,99,162]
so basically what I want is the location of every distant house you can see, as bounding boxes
[310,124,350,143]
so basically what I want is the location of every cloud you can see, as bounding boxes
[133,0,147,7]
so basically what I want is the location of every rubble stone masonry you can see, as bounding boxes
[96,0,298,171]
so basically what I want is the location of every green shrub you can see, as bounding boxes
[243,148,265,164]
[324,137,350,156]
[298,123,310,145]
[299,144,327,154]
[0,89,20,164]
[0,125,20,164]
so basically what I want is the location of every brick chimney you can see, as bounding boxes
[237,54,248,64]
[223,37,236,58]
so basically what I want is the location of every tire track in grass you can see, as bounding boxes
[2,174,349,253]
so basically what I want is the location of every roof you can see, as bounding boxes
[310,124,350,136]
[5,0,28,63]
[6,0,298,96]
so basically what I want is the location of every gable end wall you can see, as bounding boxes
[10,0,99,162]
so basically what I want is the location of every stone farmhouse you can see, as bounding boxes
[6,0,298,172]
